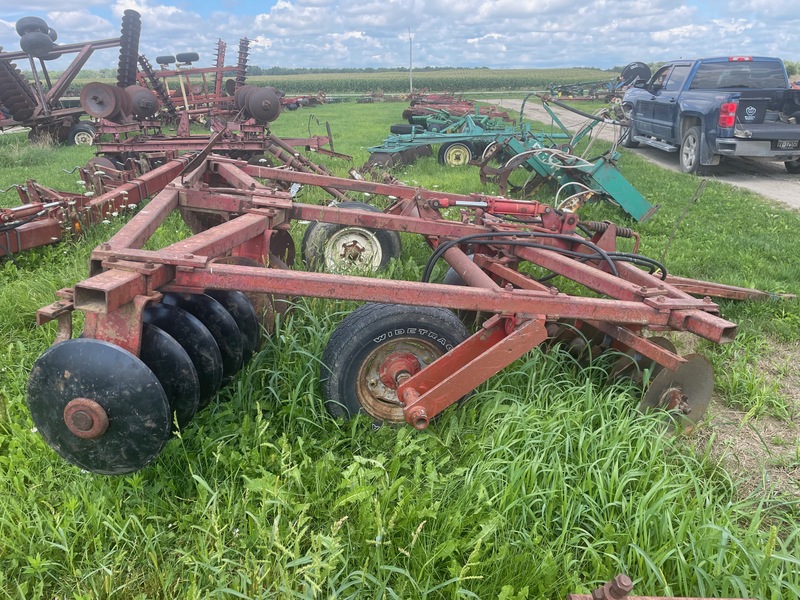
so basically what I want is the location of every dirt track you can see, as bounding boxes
[489,99,800,211]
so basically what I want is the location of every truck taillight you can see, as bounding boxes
[729,56,753,62]
[719,102,737,128]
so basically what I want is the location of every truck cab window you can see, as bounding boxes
[663,65,691,92]
[650,67,671,91]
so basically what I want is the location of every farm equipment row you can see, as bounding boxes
[0,10,142,143]
[134,37,252,124]
[403,92,512,123]
[23,150,783,476]
[0,126,350,256]
[367,94,658,222]
[548,62,652,101]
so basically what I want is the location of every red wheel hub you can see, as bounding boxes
[379,352,421,388]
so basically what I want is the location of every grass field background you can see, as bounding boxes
[0,99,799,599]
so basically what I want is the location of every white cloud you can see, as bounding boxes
[1,0,798,72]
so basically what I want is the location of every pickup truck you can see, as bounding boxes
[620,56,800,174]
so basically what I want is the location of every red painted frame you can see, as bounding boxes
[34,154,774,427]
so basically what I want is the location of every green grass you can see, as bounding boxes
[1,101,800,599]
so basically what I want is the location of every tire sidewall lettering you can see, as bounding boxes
[371,328,453,351]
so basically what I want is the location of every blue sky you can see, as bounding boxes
[1,0,797,72]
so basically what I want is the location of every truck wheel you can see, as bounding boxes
[620,104,639,148]
[785,159,800,174]
[679,126,705,174]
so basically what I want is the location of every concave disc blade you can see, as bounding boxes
[209,256,282,333]
[126,84,158,119]
[111,84,131,119]
[12,107,34,121]
[247,87,281,123]
[234,84,254,110]
[80,82,118,119]
[140,323,200,429]
[86,156,120,173]
[143,303,223,409]
[205,290,260,364]
[27,338,171,475]
[162,293,244,385]
[639,353,714,430]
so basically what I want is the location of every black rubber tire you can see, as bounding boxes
[176,52,200,63]
[156,55,175,65]
[19,31,54,58]
[302,201,401,272]
[679,126,705,174]
[67,122,96,146]
[389,124,423,135]
[15,16,49,36]
[320,303,470,423]
[438,141,475,166]
[40,45,62,61]
[620,105,639,148]
[47,27,57,42]
[785,159,800,174]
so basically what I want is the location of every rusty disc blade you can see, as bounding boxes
[247,87,281,123]
[234,84,255,111]
[126,84,158,119]
[111,84,132,119]
[639,353,714,430]
[80,82,119,119]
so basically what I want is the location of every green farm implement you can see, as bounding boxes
[366,94,658,223]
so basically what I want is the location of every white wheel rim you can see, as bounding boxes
[323,227,383,271]
[682,135,697,169]
[73,131,94,145]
